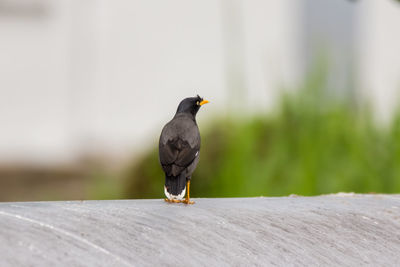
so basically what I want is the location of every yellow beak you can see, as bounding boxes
[199,100,209,106]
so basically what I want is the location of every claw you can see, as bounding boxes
[164,198,183,203]
[183,199,195,205]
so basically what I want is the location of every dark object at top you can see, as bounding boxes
[158,95,208,202]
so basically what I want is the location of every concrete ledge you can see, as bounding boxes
[1,194,400,266]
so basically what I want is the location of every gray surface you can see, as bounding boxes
[1,194,400,266]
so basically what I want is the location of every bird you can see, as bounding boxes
[159,95,208,204]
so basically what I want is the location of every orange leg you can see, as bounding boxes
[183,180,195,204]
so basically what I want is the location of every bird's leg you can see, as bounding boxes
[183,180,195,204]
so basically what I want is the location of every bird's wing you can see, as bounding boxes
[159,117,200,177]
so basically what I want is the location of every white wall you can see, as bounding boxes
[0,0,300,165]
[356,0,400,122]
[0,0,73,164]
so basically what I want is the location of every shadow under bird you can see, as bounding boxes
[159,95,209,204]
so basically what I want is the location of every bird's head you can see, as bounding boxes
[176,95,209,117]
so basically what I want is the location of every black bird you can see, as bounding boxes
[159,95,208,204]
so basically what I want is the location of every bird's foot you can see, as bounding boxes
[182,199,195,205]
[164,198,183,203]
[164,198,194,204]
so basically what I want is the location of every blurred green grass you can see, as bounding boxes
[125,69,400,198]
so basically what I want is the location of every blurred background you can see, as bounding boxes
[0,0,400,201]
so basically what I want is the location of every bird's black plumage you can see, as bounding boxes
[159,95,208,203]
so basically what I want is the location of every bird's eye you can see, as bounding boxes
[196,101,199,106]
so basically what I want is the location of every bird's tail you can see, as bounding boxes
[164,173,186,200]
